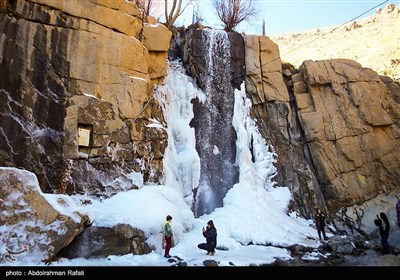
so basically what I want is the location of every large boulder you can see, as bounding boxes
[58,224,152,259]
[0,168,89,264]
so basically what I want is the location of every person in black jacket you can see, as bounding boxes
[374,212,390,254]
[198,220,217,255]
[315,208,328,241]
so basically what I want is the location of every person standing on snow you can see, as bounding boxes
[315,208,328,241]
[163,215,173,258]
[374,212,391,255]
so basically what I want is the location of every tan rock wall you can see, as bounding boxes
[27,0,141,37]
[245,35,289,104]
[296,59,400,210]
[245,35,400,215]
[244,35,320,217]
[0,0,171,193]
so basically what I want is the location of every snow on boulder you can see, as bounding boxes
[0,167,89,264]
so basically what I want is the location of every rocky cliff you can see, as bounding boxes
[0,0,171,195]
[180,28,400,222]
[243,35,400,217]
[1,0,399,241]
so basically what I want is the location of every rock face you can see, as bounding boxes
[1,0,399,248]
[295,59,400,211]
[244,35,400,215]
[244,35,320,217]
[0,0,171,194]
[182,29,244,216]
[0,168,88,264]
[178,28,400,219]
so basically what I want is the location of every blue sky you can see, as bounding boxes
[175,0,399,35]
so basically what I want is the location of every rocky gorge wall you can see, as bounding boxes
[1,0,399,236]
[242,35,400,218]
[181,29,400,224]
[0,0,171,195]
[0,0,399,263]
[182,29,243,216]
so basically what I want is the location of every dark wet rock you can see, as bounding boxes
[328,239,355,254]
[58,224,152,259]
[203,260,219,266]
[168,255,188,266]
